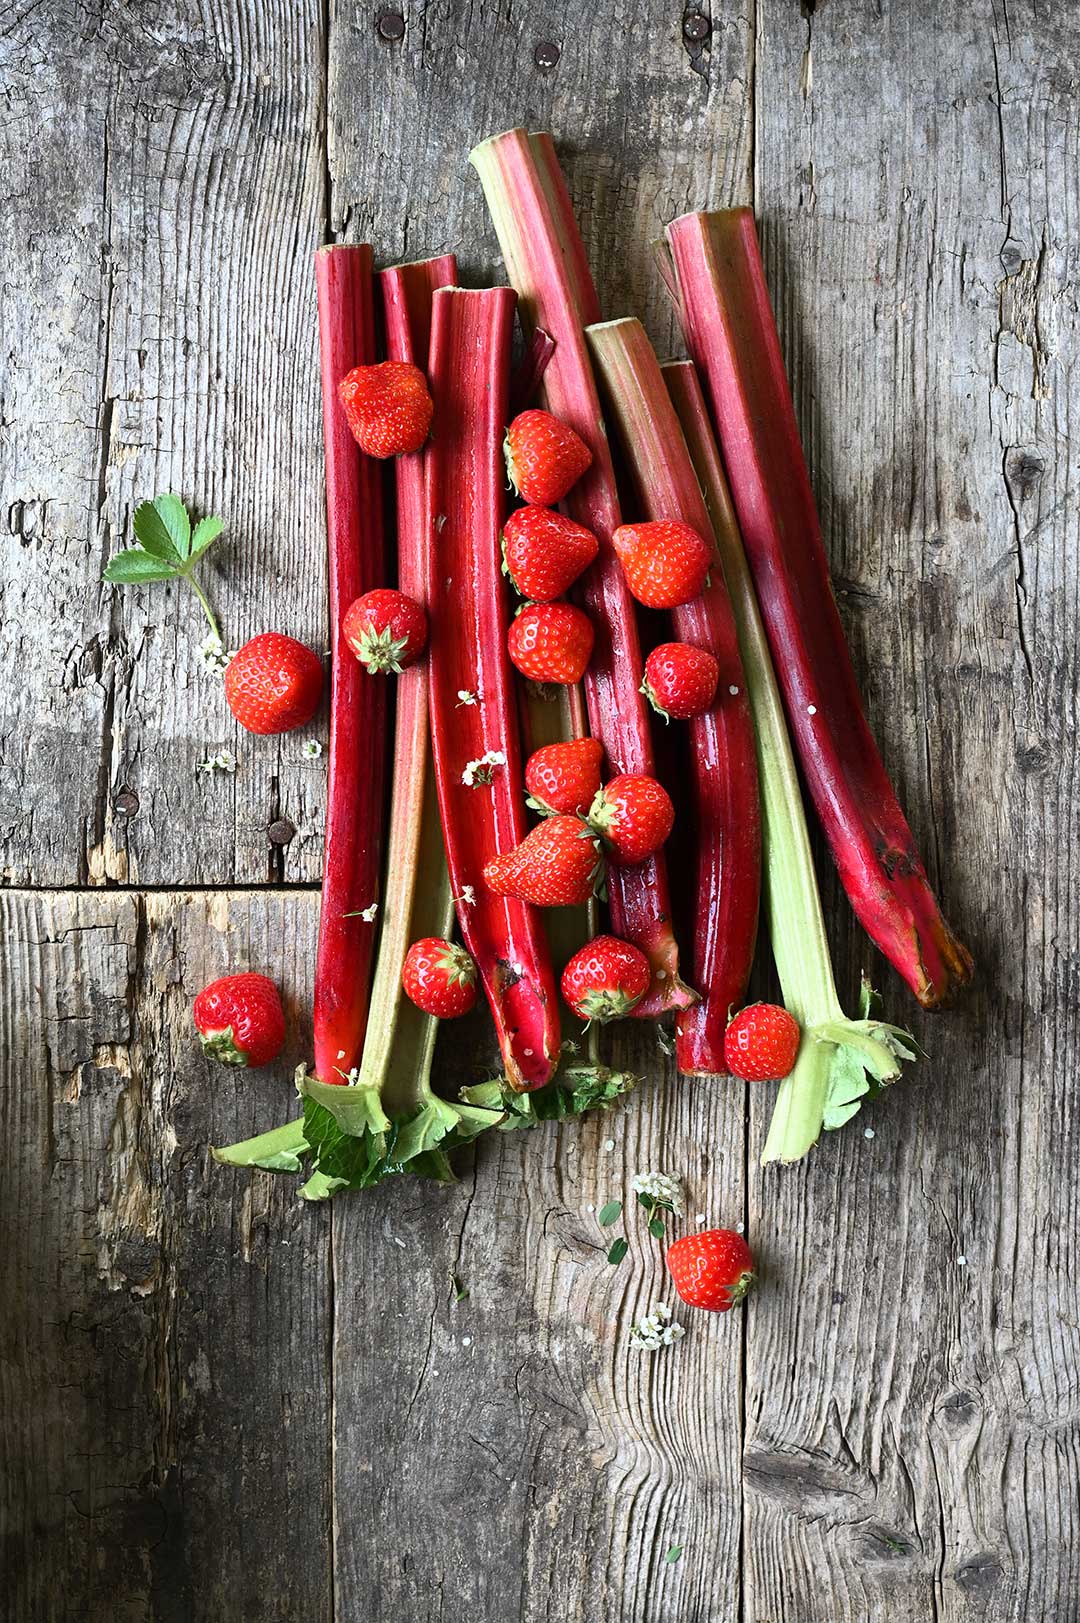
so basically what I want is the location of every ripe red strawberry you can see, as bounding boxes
[225,633,323,735]
[343,588,428,674]
[667,1229,756,1312]
[507,602,594,685]
[560,934,650,1022]
[483,815,603,906]
[588,774,675,864]
[503,505,599,600]
[724,1002,801,1081]
[193,973,286,1068]
[338,361,434,458]
[642,641,720,721]
[525,737,605,816]
[504,409,593,505]
[612,519,711,609]
[402,937,478,1019]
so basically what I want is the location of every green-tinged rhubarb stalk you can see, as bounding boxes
[663,360,917,1164]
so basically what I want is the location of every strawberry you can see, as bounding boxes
[504,409,592,505]
[225,633,323,735]
[343,588,428,674]
[338,360,434,458]
[507,602,594,685]
[525,737,605,816]
[612,519,711,609]
[560,934,650,1022]
[642,641,720,721]
[193,973,286,1068]
[484,815,603,907]
[724,1002,801,1081]
[402,937,478,1019]
[667,1229,756,1313]
[588,773,675,864]
[502,505,599,601]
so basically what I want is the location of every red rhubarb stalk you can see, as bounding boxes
[587,319,761,1074]
[313,245,387,1082]
[425,286,561,1091]
[471,128,694,1016]
[665,210,973,1008]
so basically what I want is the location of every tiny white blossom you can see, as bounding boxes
[631,1171,684,1215]
[301,739,323,760]
[360,903,379,923]
[462,749,506,787]
[198,748,237,775]
[198,632,233,677]
[629,1302,686,1352]
[341,1066,362,1086]
[457,885,477,906]
[456,689,479,707]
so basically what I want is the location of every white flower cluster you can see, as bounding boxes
[631,1170,684,1215]
[461,749,506,787]
[629,1303,686,1353]
[198,749,237,775]
[198,632,234,676]
[301,739,323,760]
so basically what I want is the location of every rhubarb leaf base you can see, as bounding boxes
[761,1019,917,1166]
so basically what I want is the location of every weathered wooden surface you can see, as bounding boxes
[2,0,1078,1620]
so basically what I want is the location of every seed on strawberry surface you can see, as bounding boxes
[504,408,593,505]
[724,1002,801,1081]
[502,505,599,600]
[561,935,651,1022]
[525,737,605,816]
[344,588,428,674]
[588,773,675,864]
[642,641,720,720]
[402,938,478,1019]
[225,633,323,735]
[193,973,286,1069]
[483,815,603,907]
[507,602,594,685]
[338,360,434,458]
[666,1229,756,1312]
[612,519,711,609]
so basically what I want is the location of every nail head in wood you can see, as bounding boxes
[268,818,297,846]
[533,40,560,70]
[683,12,710,42]
[377,10,405,41]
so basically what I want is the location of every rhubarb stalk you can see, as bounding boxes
[312,245,388,1082]
[471,128,694,1016]
[425,285,561,1091]
[664,359,916,1164]
[665,210,973,1009]
[587,319,760,1074]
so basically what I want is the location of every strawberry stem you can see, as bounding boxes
[183,569,223,644]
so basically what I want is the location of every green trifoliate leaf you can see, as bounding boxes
[134,493,191,562]
[597,1200,622,1227]
[103,547,181,583]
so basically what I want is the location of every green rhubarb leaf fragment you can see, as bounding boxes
[461,1065,641,1130]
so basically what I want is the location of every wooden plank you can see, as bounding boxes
[0,889,332,1622]
[745,4,1080,1619]
[0,0,329,887]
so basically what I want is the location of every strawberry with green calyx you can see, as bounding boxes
[507,601,594,685]
[525,737,604,816]
[484,815,604,907]
[194,973,286,1069]
[402,938,478,1019]
[588,774,675,865]
[561,935,650,1023]
[103,492,227,647]
[642,641,719,721]
[667,1229,755,1312]
[504,408,592,505]
[339,360,434,458]
[724,1002,801,1081]
[343,588,428,674]
[225,633,323,735]
[612,518,711,609]
[502,505,599,600]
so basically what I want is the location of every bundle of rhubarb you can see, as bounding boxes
[207,129,970,1197]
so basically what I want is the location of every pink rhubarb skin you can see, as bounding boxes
[471,129,695,1017]
[313,245,388,1082]
[587,319,761,1074]
[666,210,973,1009]
[425,285,561,1091]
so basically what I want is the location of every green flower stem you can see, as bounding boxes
[183,568,222,644]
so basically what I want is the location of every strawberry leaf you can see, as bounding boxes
[134,493,190,562]
[190,514,225,561]
[103,546,181,583]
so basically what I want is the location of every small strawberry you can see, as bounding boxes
[642,642,720,721]
[667,1229,756,1313]
[402,937,478,1019]
[343,588,428,674]
[507,602,594,685]
[504,409,592,505]
[724,1002,801,1081]
[502,506,599,600]
[193,973,286,1068]
[525,737,605,816]
[561,934,650,1022]
[588,774,675,864]
[612,519,711,609]
[483,815,603,906]
[225,633,323,735]
[338,361,434,458]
